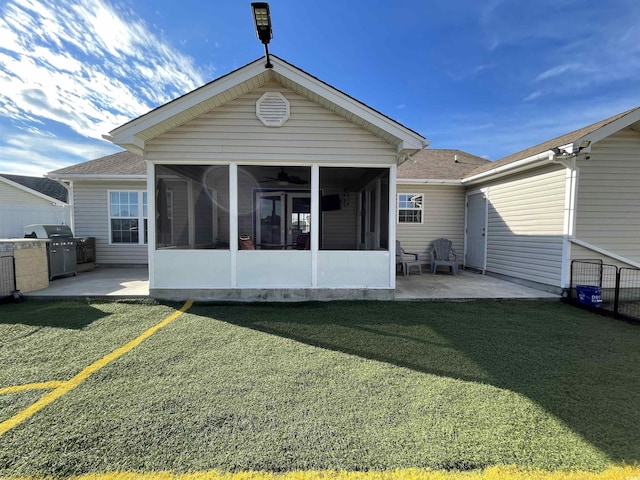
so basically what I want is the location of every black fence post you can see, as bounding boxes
[614,268,621,319]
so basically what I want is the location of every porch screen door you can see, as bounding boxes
[257,193,285,245]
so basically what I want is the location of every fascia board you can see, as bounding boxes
[576,107,640,146]
[47,174,146,182]
[462,151,554,185]
[272,58,426,149]
[397,178,462,185]
[0,175,67,205]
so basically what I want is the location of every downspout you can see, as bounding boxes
[67,180,75,233]
[559,156,579,291]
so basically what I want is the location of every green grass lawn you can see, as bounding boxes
[0,299,639,477]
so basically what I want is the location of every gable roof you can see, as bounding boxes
[48,151,146,179]
[465,106,640,181]
[398,149,490,182]
[0,174,68,203]
[106,55,427,157]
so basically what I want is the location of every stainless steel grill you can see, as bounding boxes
[24,224,77,280]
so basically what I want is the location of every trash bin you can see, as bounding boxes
[576,285,602,307]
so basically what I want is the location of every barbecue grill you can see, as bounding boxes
[24,224,77,280]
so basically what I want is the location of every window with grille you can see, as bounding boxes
[109,191,148,244]
[397,193,423,223]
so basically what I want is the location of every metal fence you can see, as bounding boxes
[0,255,17,302]
[570,260,640,322]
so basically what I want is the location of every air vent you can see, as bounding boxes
[256,92,290,127]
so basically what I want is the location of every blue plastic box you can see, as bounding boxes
[576,285,602,307]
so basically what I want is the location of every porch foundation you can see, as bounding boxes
[150,287,394,302]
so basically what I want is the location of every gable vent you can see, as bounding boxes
[256,92,290,127]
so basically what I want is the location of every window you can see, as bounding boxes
[397,193,423,223]
[109,191,148,244]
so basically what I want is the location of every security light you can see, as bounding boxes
[579,140,591,149]
[251,2,273,68]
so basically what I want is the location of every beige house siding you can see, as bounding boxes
[73,181,148,264]
[146,81,397,166]
[570,243,637,269]
[396,185,466,264]
[479,165,567,287]
[574,127,640,264]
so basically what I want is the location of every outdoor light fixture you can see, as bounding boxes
[251,2,273,68]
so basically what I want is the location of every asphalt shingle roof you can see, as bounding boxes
[49,150,146,176]
[466,107,640,178]
[398,149,490,180]
[0,174,68,203]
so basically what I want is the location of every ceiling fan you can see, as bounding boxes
[259,167,309,185]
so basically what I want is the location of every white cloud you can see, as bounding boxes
[523,90,542,102]
[535,63,583,82]
[0,131,119,175]
[0,0,209,141]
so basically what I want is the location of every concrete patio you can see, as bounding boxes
[24,266,558,301]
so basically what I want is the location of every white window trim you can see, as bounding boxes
[108,190,148,245]
[396,193,424,224]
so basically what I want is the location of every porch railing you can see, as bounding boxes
[569,260,640,322]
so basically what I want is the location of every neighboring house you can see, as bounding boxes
[459,106,640,293]
[48,151,147,265]
[0,174,71,238]
[54,55,427,300]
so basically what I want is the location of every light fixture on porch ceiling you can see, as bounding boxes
[251,2,273,69]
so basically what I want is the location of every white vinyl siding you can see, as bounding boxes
[480,165,567,287]
[0,181,53,206]
[396,185,466,265]
[0,182,71,238]
[574,127,640,264]
[73,181,148,264]
[145,81,397,165]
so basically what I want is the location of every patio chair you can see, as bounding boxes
[239,235,255,250]
[396,240,422,276]
[430,238,458,275]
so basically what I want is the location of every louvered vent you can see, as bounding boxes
[256,92,290,127]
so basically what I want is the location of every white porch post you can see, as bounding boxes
[561,160,579,289]
[147,162,156,289]
[388,163,397,289]
[230,163,238,287]
[311,164,319,287]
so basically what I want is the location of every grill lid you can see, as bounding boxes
[24,224,74,239]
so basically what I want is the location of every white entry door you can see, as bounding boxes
[465,191,487,271]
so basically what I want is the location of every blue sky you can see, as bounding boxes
[1,0,639,176]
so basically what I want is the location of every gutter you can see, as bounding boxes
[462,150,554,185]
[397,178,462,185]
[47,174,146,181]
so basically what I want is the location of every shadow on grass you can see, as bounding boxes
[191,300,640,464]
[0,300,109,330]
